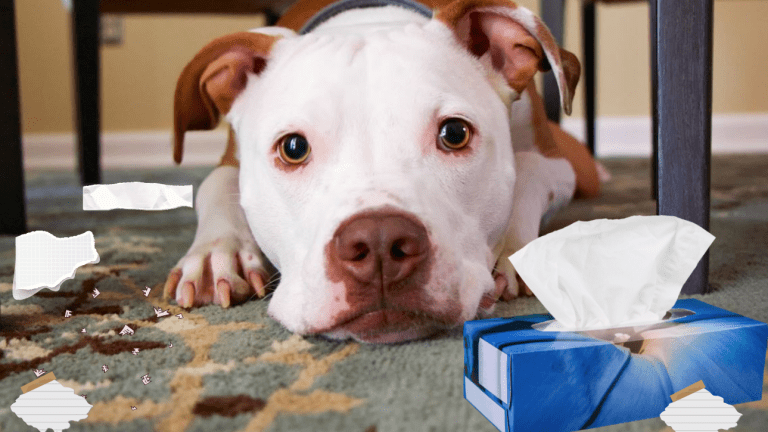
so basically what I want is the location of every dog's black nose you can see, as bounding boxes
[329,211,431,290]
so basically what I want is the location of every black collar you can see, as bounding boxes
[299,0,433,34]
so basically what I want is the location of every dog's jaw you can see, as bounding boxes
[319,315,448,344]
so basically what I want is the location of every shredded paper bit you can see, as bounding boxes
[83,182,193,211]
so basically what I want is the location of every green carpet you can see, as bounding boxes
[1,156,767,432]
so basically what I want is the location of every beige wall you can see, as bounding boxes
[15,0,768,134]
[15,0,265,134]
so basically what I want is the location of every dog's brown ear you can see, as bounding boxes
[173,31,280,164]
[435,0,580,115]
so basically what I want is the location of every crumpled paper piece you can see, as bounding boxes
[13,231,99,300]
[509,215,715,330]
[83,182,193,211]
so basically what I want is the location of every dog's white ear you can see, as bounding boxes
[173,31,283,164]
[435,0,580,115]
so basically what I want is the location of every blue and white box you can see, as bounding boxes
[463,299,767,432]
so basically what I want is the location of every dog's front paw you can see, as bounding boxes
[163,236,271,308]
[497,267,534,301]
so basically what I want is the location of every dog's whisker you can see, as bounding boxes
[251,290,275,302]
[245,272,281,303]
[265,272,280,285]
[263,279,280,293]
[491,260,504,275]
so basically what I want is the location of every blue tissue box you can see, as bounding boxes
[463,299,768,432]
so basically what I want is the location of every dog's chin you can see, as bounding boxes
[315,310,451,344]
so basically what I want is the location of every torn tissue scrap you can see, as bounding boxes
[13,231,99,300]
[83,182,193,210]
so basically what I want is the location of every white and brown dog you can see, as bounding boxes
[164,0,601,343]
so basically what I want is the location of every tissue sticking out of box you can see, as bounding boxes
[660,381,742,432]
[11,372,93,432]
[13,231,100,300]
[509,215,715,331]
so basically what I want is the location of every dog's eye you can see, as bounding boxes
[438,118,472,150]
[279,134,311,164]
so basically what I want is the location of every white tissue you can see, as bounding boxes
[83,182,193,211]
[508,215,715,330]
[13,231,100,300]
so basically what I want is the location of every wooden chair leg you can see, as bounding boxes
[264,9,280,26]
[71,0,101,185]
[0,0,27,235]
[582,0,596,155]
[650,0,658,200]
[653,0,713,295]
[539,0,566,124]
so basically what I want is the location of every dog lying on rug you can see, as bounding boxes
[164,0,601,343]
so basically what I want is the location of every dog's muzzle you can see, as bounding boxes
[317,209,452,342]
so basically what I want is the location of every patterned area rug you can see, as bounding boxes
[1,156,767,432]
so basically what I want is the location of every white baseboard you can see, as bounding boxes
[561,113,768,157]
[22,129,229,170]
[22,114,768,169]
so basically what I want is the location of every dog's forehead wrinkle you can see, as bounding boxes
[253,34,500,155]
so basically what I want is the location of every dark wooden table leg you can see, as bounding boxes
[653,0,714,295]
[650,0,658,200]
[71,0,101,185]
[0,0,27,235]
[540,0,566,123]
[582,0,596,155]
